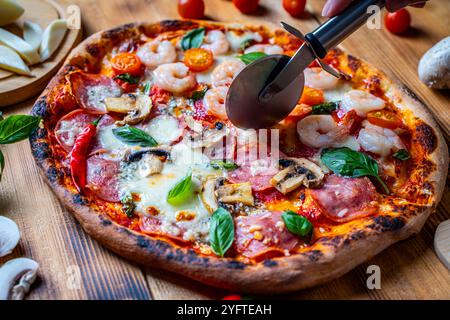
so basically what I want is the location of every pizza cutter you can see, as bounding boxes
[226,0,386,129]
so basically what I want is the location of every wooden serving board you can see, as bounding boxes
[0,0,82,107]
[0,0,449,300]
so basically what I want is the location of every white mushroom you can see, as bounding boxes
[200,178,219,213]
[0,258,39,300]
[217,182,254,206]
[105,94,152,126]
[418,37,450,89]
[0,216,20,258]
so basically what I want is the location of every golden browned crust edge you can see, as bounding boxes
[29,20,448,294]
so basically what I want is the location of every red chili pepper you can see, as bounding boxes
[70,118,100,193]
[222,294,242,300]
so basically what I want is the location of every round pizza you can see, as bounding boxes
[30,20,448,294]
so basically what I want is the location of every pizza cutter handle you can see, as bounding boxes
[306,0,385,58]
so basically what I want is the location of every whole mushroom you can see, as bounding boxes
[418,37,450,90]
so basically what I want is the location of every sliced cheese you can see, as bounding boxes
[23,21,43,52]
[40,19,67,61]
[0,28,40,65]
[0,45,32,76]
[0,0,24,26]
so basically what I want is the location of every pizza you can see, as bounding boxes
[30,20,448,294]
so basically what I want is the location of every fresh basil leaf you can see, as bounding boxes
[281,210,313,237]
[210,160,239,171]
[0,149,4,181]
[321,147,390,194]
[114,73,140,84]
[191,87,208,101]
[121,193,135,218]
[311,101,339,115]
[112,125,158,147]
[393,149,410,161]
[181,28,205,50]
[167,172,193,206]
[239,52,267,65]
[209,207,235,257]
[0,115,41,144]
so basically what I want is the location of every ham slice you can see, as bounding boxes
[309,175,378,223]
[235,211,299,261]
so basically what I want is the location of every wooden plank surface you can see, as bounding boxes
[0,0,448,300]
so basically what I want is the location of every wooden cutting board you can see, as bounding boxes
[0,0,82,107]
[0,0,448,300]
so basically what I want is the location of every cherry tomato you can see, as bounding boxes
[111,53,142,75]
[283,0,307,17]
[184,48,214,72]
[385,9,411,34]
[222,294,242,300]
[367,109,403,129]
[232,0,260,14]
[299,86,324,106]
[178,0,205,19]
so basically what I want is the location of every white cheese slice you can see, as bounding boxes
[23,21,43,52]
[0,44,31,76]
[40,19,67,61]
[0,0,24,26]
[0,28,40,65]
[143,115,182,146]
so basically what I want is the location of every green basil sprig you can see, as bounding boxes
[143,82,152,95]
[393,149,410,161]
[114,73,140,84]
[210,160,239,171]
[121,193,136,218]
[0,115,41,144]
[239,52,267,65]
[321,147,390,194]
[191,87,209,101]
[112,125,158,147]
[167,171,193,206]
[209,207,235,257]
[181,28,205,50]
[311,101,339,115]
[281,210,313,237]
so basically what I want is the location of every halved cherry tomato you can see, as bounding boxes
[367,109,403,129]
[184,48,214,72]
[299,86,324,106]
[222,294,242,300]
[111,53,142,75]
[385,9,411,34]
[283,0,307,17]
[178,0,205,19]
[232,0,259,14]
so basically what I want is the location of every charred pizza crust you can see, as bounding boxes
[29,20,448,294]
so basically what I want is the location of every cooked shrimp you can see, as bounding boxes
[201,30,230,56]
[341,89,385,117]
[304,67,339,90]
[297,115,348,148]
[211,59,245,87]
[137,39,176,68]
[203,86,228,119]
[244,44,284,55]
[153,62,197,94]
[357,121,404,157]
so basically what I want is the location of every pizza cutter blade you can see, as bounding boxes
[226,0,385,129]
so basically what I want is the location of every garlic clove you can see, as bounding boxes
[23,21,43,52]
[0,216,20,257]
[0,28,40,65]
[0,45,32,76]
[0,0,25,27]
[0,258,39,300]
[39,19,67,62]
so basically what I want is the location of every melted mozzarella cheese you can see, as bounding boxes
[323,81,352,102]
[226,30,263,52]
[119,142,223,242]
[97,124,128,151]
[143,115,182,145]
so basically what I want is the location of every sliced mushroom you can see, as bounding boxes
[138,153,164,177]
[217,182,254,206]
[105,94,152,126]
[201,178,219,213]
[189,126,229,149]
[0,258,39,300]
[270,158,324,194]
[0,216,20,258]
[123,147,170,163]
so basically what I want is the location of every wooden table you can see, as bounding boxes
[0,0,449,300]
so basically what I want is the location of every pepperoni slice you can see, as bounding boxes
[85,155,120,202]
[309,175,378,223]
[55,109,98,152]
[235,211,299,261]
[69,72,122,114]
